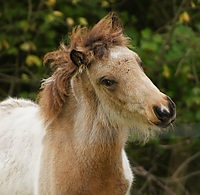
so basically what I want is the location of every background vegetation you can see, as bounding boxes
[0,0,200,194]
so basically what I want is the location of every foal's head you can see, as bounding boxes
[40,14,176,139]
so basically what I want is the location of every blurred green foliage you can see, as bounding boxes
[1,0,199,124]
[0,0,200,194]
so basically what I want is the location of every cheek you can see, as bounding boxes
[114,74,139,105]
[114,87,137,106]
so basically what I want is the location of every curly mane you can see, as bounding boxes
[39,13,130,122]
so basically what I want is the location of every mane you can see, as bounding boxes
[39,13,130,122]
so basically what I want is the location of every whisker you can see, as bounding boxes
[170,123,175,131]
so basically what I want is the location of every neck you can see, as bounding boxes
[78,99,127,144]
[40,93,129,194]
[45,92,128,160]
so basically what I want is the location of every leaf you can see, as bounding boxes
[45,13,55,23]
[45,0,56,6]
[152,34,162,43]
[78,17,88,26]
[20,41,36,52]
[101,0,109,8]
[66,17,75,26]
[141,28,152,39]
[191,1,196,8]
[26,55,42,67]
[192,87,200,95]
[71,0,80,4]
[179,11,190,24]
[2,39,10,49]
[140,41,158,52]
[162,64,170,78]
[21,73,30,81]
[174,23,194,39]
[7,47,18,55]
[53,11,63,17]
[18,20,29,32]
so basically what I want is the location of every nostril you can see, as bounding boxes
[153,96,176,125]
[153,106,170,122]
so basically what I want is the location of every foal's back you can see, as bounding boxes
[0,98,45,195]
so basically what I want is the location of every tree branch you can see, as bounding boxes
[132,166,176,195]
[172,151,200,178]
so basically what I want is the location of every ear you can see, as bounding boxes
[111,16,124,34]
[70,49,86,67]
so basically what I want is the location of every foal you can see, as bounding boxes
[0,14,176,195]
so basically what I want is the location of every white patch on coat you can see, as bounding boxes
[122,149,134,195]
[0,98,45,195]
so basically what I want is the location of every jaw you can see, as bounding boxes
[128,121,162,142]
[99,103,160,142]
[93,87,174,142]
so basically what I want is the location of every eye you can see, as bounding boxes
[139,61,144,71]
[101,79,115,87]
[99,77,117,88]
[139,61,143,67]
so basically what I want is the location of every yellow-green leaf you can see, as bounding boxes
[20,41,36,52]
[53,11,63,17]
[102,0,109,7]
[45,0,56,6]
[21,73,30,81]
[191,1,196,8]
[66,17,75,26]
[45,13,55,23]
[72,0,80,4]
[179,11,190,24]
[18,20,29,32]
[162,64,170,78]
[78,17,88,26]
[26,55,42,67]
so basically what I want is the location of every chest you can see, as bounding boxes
[39,146,132,195]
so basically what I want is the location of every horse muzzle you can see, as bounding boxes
[152,96,176,128]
